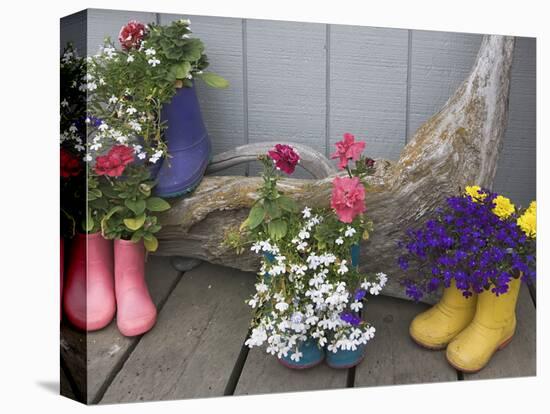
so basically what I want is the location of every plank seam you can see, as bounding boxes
[404,29,413,144]
[223,328,252,395]
[92,270,185,404]
[325,24,331,158]
[242,18,250,177]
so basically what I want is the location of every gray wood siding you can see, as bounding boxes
[62,9,536,206]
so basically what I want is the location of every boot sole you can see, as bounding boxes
[409,333,448,351]
[445,335,514,374]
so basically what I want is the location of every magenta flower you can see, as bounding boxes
[331,133,366,170]
[330,176,367,223]
[267,144,300,175]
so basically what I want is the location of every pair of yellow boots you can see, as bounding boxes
[410,278,522,373]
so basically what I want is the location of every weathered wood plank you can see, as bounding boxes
[60,10,87,55]
[100,263,255,403]
[60,255,181,403]
[246,19,327,179]
[330,26,408,161]
[235,348,347,395]
[159,14,246,176]
[464,284,536,380]
[408,30,482,140]
[60,365,76,400]
[493,37,536,207]
[354,295,458,386]
[86,8,157,56]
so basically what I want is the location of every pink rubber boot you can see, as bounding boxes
[114,240,157,336]
[63,233,116,331]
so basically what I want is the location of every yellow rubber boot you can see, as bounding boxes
[446,277,521,373]
[409,281,477,350]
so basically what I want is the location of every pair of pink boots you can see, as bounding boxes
[62,233,157,336]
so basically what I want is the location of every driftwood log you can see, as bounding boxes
[155,35,515,304]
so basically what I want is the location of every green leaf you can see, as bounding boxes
[277,196,298,213]
[85,208,94,232]
[169,61,191,80]
[88,188,102,201]
[247,203,265,229]
[125,198,146,215]
[143,235,159,252]
[123,213,146,231]
[264,199,281,219]
[197,72,229,89]
[146,197,171,212]
[100,206,124,235]
[131,231,143,243]
[267,219,287,241]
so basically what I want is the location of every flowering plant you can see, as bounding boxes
[398,186,536,301]
[229,134,387,361]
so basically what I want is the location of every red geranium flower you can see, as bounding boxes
[331,133,366,170]
[94,145,134,177]
[60,148,82,178]
[267,144,300,175]
[330,176,366,223]
[118,20,147,51]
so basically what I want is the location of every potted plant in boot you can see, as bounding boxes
[398,186,536,372]
[227,135,387,370]
[86,18,228,199]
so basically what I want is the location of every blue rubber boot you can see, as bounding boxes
[325,344,366,369]
[154,85,211,198]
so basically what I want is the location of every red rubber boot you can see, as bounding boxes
[60,237,64,321]
[63,233,116,331]
[114,240,157,336]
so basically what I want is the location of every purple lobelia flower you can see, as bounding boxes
[340,311,362,326]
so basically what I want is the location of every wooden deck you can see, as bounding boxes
[60,256,536,404]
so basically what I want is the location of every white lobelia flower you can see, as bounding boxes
[181,34,190,39]
[296,241,308,251]
[126,106,137,115]
[251,242,262,253]
[345,226,356,237]
[350,301,363,312]
[275,302,289,312]
[60,99,69,107]
[145,48,156,56]
[74,144,85,152]
[87,82,97,91]
[335,237,344,245]
[132,144,143,153]
[90,142,102,151]
[108,95,118,104]
[149,150,163,164]
[298,229,310,240]
[127,55,135,63]
[137,152,147,160]
[369,284,382,295]
[148,58,161,67]
[83,153,92,162]
[128,120,142,132]
[99,78,106,86]
[337,260,349,275]
[255,282,268,294]
[290,351,303,362]
[302,207,312,219]
[98,122,109,132]
[376,272,388,287]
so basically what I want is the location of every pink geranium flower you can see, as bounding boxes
[331,133,366,170]
[118,21,147,51]
[267,144,300,175]
[94,145,134,177]
[330,176,366,223]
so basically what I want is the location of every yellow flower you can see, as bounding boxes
[518,200,536,238]
[464,185,486,202]
[492,195,515,219]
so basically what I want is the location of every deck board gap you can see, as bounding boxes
[223,329,252,395]
[346,366,356,388]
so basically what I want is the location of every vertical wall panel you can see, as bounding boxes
[60,10,87,55]
[330,26,409,161]
[493,37,536,207]
[159,14,246,176]
[86,9,157,56]
[408,31,482,140]
[246,19,327,178]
